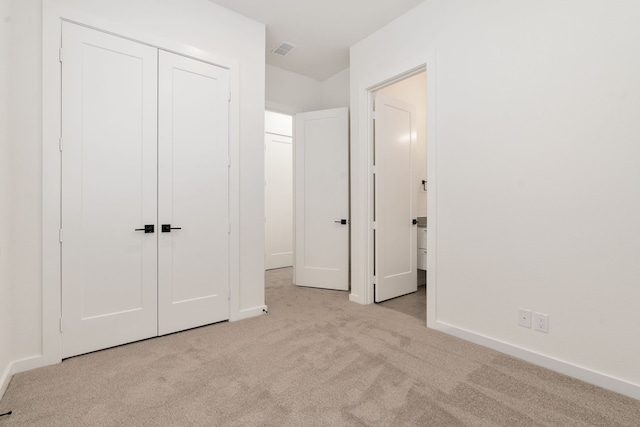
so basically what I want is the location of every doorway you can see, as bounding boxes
[264,111,294,270]
[372,69,427,315]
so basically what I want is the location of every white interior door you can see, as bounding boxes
[294,108,349,290]
[374,93,417,302]
[265,132,293,270]
[158,50,230,335]
[61,22,159,358]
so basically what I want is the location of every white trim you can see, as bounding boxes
[0,355,39,402]
[425,54,438,329]
[9,355,47,375]
[434,321,640,400]
[0,361,11,402]
[349,52,436,306]
[42,1,242,370]
[348,294,366,305]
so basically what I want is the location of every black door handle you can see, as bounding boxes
[334,219,348,225]
[412,219,418,225]
[162,224,182,233]
[135,224,155,233]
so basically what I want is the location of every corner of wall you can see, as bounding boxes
[0,361,12,403]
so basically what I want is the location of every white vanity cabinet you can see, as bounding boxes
[417,227,427,270]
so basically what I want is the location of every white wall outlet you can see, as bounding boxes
[533,312,549,333]
[518,308,532,328]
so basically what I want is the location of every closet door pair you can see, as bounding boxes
[61,22,230,358]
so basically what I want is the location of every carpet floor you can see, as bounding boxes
[0,267,638,426]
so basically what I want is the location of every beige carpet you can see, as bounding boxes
[0,267,638,426]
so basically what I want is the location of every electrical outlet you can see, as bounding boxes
[518,308,531,328]
[533,312,549,333]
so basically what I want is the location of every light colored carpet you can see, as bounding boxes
[0,267,638,426]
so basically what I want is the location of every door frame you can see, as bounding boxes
[349,55,437,328]
[39,2,241,370]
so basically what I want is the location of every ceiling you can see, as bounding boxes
[209,0,425,81]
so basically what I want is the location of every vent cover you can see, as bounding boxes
[271,42,297,57]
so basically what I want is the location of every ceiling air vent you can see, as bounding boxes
[271,42,297,57]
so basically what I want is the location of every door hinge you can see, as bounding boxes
[372,111,376,120]
[373,275,377,285]
[59,48,63,62]
[372,165,376,174]
[228,156,231,168]
[59,137,63,152]
[228,90,231,102]
[228,223,231,234]
[59,228,63,243]
[59,318,63,333]
[372,221,377,230]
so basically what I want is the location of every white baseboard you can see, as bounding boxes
[434,321,640,401]
[349,293,365,304]
[0,361,11,403]
[230,305,268,322]
[1,354,62,403]
[11,355,57,375]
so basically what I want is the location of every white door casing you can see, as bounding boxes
[374,93,418,302]
[61,22,159,357]
[294,108,350,290]
[264,132,293,270]
[157,50,230,335]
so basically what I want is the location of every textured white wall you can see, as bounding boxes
[10,0,266,365]
[0,0,13,399]
[351,0,640,397]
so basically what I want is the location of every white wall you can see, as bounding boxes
[0,0,13,400]
[320,67,350,110]
[8,0,42,367]
[266,64,349,114]
[266,64,322,114]
[9,0,266,369]
[378,72,427,218]
[350,0,640,399]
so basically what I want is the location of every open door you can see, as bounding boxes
[294,108,349,290]
[374,93,418,302]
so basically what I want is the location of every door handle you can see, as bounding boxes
[135,224,155,233]
[161,224,182,233]
[334,219,348,225]
[412,219,418,225]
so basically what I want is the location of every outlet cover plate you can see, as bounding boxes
[533,312,549,333]
[518,308,532,328]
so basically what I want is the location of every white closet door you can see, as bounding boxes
[265,132,293,270]
[374,93,417,302]
[61,22,159,358]
[158,51,230,335]
[294,108,350,290]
